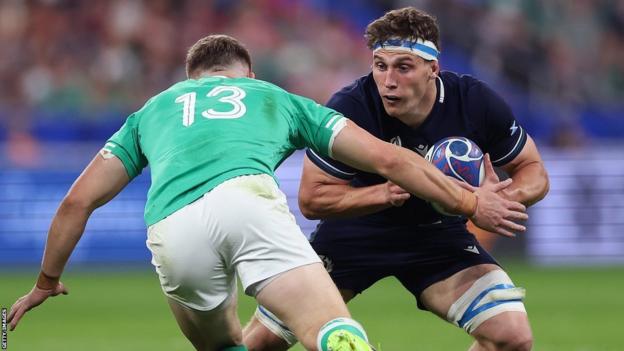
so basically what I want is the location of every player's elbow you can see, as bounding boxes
[540,174,550,198]
[298,189,324,219]
[299,181,348,219]
[299,203,320,220]
[526,166,550,207]
[60,192,97,215]
[533,174,550,204]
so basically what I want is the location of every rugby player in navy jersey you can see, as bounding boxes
[243,7,549,351]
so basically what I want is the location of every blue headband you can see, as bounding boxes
[373,37,439,61]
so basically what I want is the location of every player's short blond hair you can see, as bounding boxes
[185,34,252,78]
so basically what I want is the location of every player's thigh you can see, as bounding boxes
[146,196,235,311]
[255,262,350,349]
[311,238,393,299]
[209,174,323,296]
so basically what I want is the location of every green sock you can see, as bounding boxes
[317,318,370,351]
[221,346,248,351]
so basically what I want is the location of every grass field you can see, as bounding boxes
[1,263,623,351]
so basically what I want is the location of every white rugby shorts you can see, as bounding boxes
[146,174,321,311]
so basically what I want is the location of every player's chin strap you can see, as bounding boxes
[447,270,527,334]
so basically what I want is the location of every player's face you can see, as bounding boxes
[372,50,436,120]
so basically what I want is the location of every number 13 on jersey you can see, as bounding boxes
[175,86,247,127]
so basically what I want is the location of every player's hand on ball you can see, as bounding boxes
[385,181,410,207]
[7,281,68,331]
[481,154,518,201]
[455,154,499,192]
[471,180,528,237]
[481,154,500,184]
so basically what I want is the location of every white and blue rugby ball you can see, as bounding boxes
[424,136,485,215]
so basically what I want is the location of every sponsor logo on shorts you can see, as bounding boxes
[464,245,480,254]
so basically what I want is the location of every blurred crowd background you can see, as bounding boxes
[1,0,623,168]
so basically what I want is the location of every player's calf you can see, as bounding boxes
[246,306,374,351]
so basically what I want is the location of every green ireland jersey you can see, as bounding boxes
[103,77,347,225]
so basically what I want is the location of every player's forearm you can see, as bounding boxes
[36,155,130,285]
[502,162,549,207]
[331,123,475,215]
[379,146,476,216]
[40,199,92,281]
[299,182,393,219]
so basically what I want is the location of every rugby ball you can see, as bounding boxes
[424,136,484,215]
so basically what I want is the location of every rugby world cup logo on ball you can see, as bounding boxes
[425,137,485,215]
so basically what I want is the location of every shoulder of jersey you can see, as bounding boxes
[331,74,371,98]
[244,78,284,90]
[451,72,486,90]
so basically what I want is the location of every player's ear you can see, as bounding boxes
[429,60,440,78]
[248,71,256,79]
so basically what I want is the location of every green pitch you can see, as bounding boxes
[1,264,622,351]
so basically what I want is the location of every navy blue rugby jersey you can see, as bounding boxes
[306,71,527,232]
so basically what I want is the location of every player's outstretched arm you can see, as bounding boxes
[7,154,130,331]
[331,121,527,236]
[298,155,410,219]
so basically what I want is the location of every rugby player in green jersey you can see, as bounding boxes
[8,35,527,351]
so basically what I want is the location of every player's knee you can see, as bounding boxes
[508,333,533,351]
[470,310,533,351]
[491,330,533,351]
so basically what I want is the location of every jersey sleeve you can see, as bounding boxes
[475,83,527,167]
[288,93,348,159]
[101,112,148,179]
[303,91,373,180]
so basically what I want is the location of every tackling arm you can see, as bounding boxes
[331,121,475,215]
[331,121,527,236]
[498,136,549,207]
[8,154,130,330]
[40,154,131,280]
[298,155,410,219]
